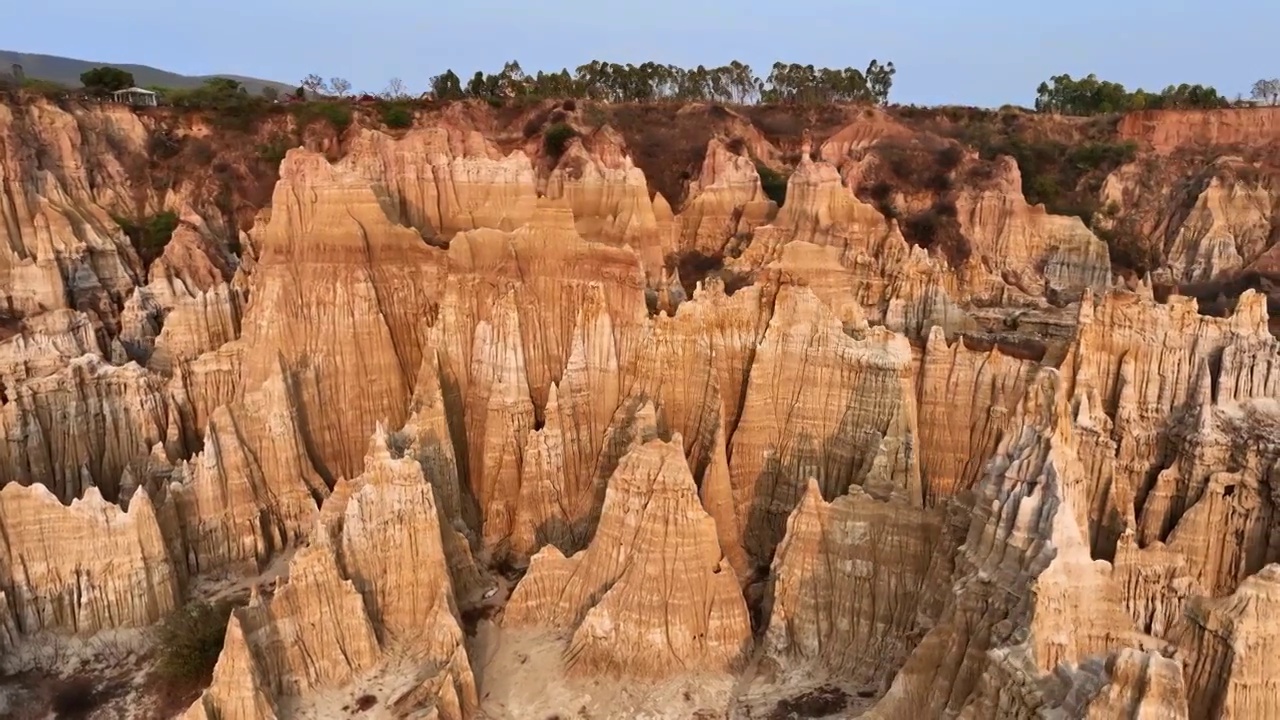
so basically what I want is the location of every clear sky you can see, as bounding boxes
[4,0,1276,107]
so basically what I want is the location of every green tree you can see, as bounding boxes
[465,70,489,98]
[1036,73,1227,115]
[261,86,279,102]
[496,60,528,97]
[80,66,135,95]
[153,601,233,684]
[866,60,896,104]
[431,70,464,100]
[418,58,894,106]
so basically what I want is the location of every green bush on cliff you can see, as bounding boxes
[378,101,414,129]
[153,600,233,686]
[256,132,293,168]
[115,211,181,268]
[163,78,274,132]
[755,161,789,206]
[543,122,578,159]
[20,78,71,99]
[291,101,353,133]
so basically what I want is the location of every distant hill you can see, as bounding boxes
[0,50,294,95]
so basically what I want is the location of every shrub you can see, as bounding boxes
[291,101,353,133]
[522,113,546,138]
[935,144,965,172]
[51,677,99,719]
[1066,141,1138,172]
[1095,218,1160,275]
[147,130,184,161]
[584,105,607,128]
[967,133,1136,220]
[256,132,293,168]
[187,138,216,166]
[164,78,273,132]
[924,171,952,192]
[115,211,180,268]
[154,601,233,686]
[902,201,971,268]
[210,99,272,133]
[21,78,71,99]
[866,180,893,202]
[755,162,789,205]
[378,102,413,129]
[543,122,578,159]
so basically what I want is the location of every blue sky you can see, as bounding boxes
[4,0,1276,107]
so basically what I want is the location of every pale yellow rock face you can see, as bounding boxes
[167,359,326,575]
[954,156,1111,294]
[1177,564,1280,719]
[343,126,538,238]
[505,437,752,679]
[865,370,1149,719]
[544,130,666,267]
[0,482,178,644]
[1076,650,1190,719]
[6,102,1280,719]
[0,354,168,502]
[1101,156,1277,284]
[187,427,477,719]
[147,282,244,375]
[915,326,1037,503]
[181,614,280,720]
[0,103,145,322]
[679,138,777,255]
[0,309,101,387]
[727,284,920,565]
[764,480,942,687]
[735,154,977,340]
[237,149,441,480]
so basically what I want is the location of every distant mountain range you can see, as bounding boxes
[0,49,293,95]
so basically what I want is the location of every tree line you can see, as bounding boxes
[1034,73,1231,114]
[293,60,897,105]
[15,62,1279,119]
[410,60,897,105]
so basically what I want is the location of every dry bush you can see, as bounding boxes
[901,200,972,268]
[50,677,100,719]
[606,104,716,207]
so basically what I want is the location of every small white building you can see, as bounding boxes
[111,87,157,107]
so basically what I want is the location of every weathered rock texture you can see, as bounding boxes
[763,480,942,687]
[186,428,476,719]
[3,96,1280,719]
[505,437,752,678]
[0,482,178,656]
